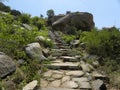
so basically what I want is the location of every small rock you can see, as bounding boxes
[62,81,78,89]
[81,63,94,72]
[22,24,32,30]
[35,36,45,42]
[92,61,99,67]
[23,80,38,90]
[48,80,61,87]
[79,81,91,89]
[92,79,107,90]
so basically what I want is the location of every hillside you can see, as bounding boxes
[0,2,120,90]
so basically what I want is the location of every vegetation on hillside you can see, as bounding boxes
[0,2,120,89]
[0,10,52,89]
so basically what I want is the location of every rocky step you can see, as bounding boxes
[50,49,82,57]
[60,56,81,62]
[44,62,81,70]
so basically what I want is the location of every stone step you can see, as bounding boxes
[44,62,81,70]
[60,56,81,62]
[51,49,71,52]
[41,87,79,90]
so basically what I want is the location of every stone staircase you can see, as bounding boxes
[40,31,107,90]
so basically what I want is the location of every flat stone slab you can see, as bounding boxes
[62,81,78,89]
[52,73,63,79]
[66,71,84,77]
[45,62,81,70]
[79,81,91,89]
[23,80,38,90]
[92,71,107,80]
[41,87,79,90]
[48,80,61,87]
[60,56,78,62]
[72,77,89,82]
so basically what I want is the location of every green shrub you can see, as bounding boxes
[31,16,46,30]
[19,13,31,24]
[0,2,10,12]
[62,34,76,44]
[0,14,39,59]
[80,28,120,59]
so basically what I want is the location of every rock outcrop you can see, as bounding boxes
[52,12,95,32]
[0,52,16,78]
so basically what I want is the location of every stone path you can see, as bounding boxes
[40,31,107,90]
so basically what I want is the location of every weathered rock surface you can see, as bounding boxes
[72,77,89,82]
[23,80,38,90]
[48,80,61,87]
[22,24,33,30]
[25,42,46,61]
[0,54,16,78]
[61,76,70,83]
[79,81,91,89]
[52,12,95,32]
[66,71,84,77]
[62,81,78,89]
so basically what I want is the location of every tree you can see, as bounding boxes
[46,9,55,26]
[47,9,54,18]
[66,11,71,14]
[40,14,43,18]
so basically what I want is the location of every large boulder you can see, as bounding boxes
[25,43,47,61]
[0,52,16,78]
[52,12,95,32]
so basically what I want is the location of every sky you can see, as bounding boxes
[3,0,120,29]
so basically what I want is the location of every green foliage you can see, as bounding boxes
[0,13,45,59]
[10,9,21,16]
[0,2,10,12]
[31,16,46,30]
[65,26,77,35]
[62,34,76,44]
[47,9,54,18]
[80,28,120,59]
[19,13,31,24]
[21,60,41,83]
